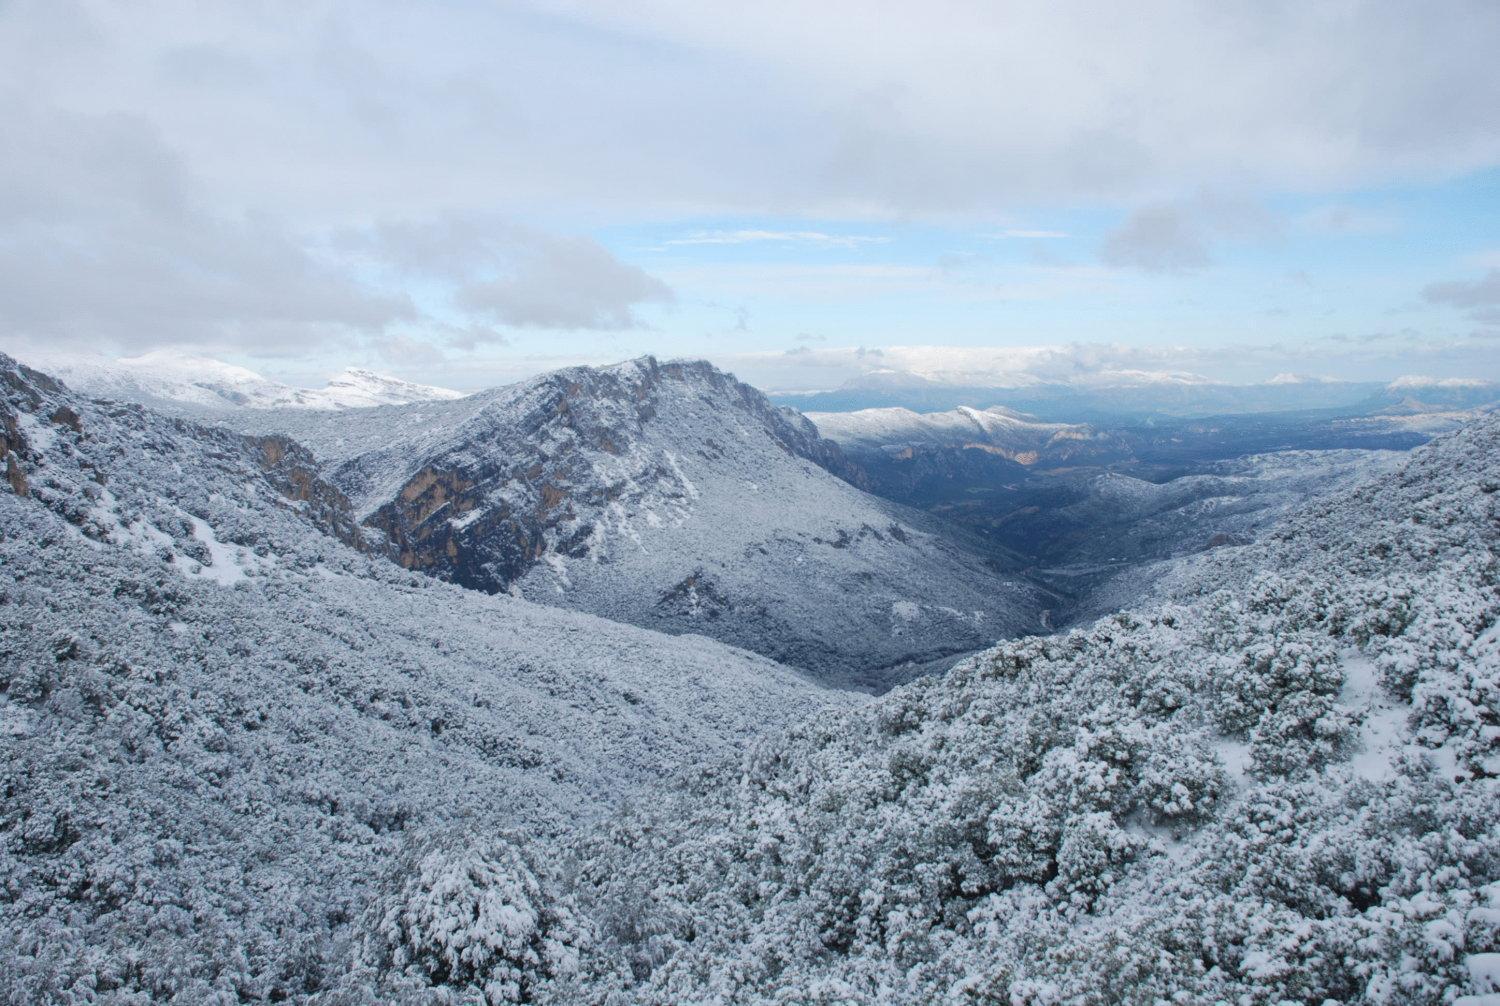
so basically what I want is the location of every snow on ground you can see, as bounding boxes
[0,351,853,1001]
[557,413,1500,1004]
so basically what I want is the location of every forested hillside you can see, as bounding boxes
[559,415,1500,1004]
[0,354,844,1002]
[4,350,1495,1004]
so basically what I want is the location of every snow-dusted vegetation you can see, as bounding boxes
[0,355,844,1002]
[559,415,1500,1003]
[3,349,1496,1004]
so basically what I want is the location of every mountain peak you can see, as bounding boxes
[226,354,1037,686]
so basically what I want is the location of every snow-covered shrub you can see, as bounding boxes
[559,415,1500,1003]
[361,833,586,1004]
[0,353,838,1003]
[1047,812,1146,908]
[1132,728,1226,823]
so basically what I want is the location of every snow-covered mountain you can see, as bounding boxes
[17,348,464,412]
[310,367,467,409]
[1367,375,1500,416]
[231,357,1051,689]
[7,344,1495,1004]
[777,375,1404,420]
[0,352,848,1001]
[811,403,1130,468]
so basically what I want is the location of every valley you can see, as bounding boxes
[7,7,1498,1002]
[33,351,1491,691]
[808,402,1442,624]
[221,357,1050,690]
[2,350,1495,1003]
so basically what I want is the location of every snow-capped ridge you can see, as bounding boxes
[15,347,464,412]
[229,353,1045,687]
[1388,374,1496,390]
[1266,371,1346,385]
[314,366,466,409]
[811,401,1126,468]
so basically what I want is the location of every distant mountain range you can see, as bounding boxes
[805,398,1480,624]
[18,349,464,412]
[775,371,1500,420]
[810,404,1131,468]
[20,348,1499,423]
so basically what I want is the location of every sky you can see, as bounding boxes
[2,0,1499,393]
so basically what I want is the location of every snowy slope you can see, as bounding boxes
[17,348,464,412]
[233,357,1051,689]
[0,353,848,1001]
[559,414,1500,1004]
[810,403,1128,467]
[310,367,466,409]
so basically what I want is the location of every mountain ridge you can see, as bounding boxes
[14,348,465,412]
[230,355,1051,689]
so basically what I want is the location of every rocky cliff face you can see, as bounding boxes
[361,358,868,587]
[238,357,1049,689]
[252,434,369,552]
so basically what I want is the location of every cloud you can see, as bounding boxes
[455,234,672,330]
[372,335,449,369]
[1295,205,1399,236]
[7,2,1499,227]
[1422,269,1500,337]
[1101,204,1212,272]
[0,100,413,355]
[1423,269,1500,308]
[664,230,887,248]
[0,84,672,356]
[351,216,675,332]
[567,2,1500,213]
[4,1,1499,369]
[1101,196,1276,273]
[424,322,511,351]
